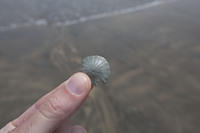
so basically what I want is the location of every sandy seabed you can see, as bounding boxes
[0,0,200,132]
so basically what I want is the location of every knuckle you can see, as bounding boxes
[35,96,66,120]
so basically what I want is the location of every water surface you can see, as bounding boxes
[0,0,200,133]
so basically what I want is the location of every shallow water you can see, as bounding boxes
[0,0,200,132]
[0,0,162,32]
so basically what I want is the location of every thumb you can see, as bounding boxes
[11,72,91,133]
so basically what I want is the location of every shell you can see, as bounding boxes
[81,55,111,85]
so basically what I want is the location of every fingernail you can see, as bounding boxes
[66,73,89,95]
[71,126,86,133]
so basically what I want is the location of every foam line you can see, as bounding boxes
[59,0,164,26]
[0,0,166,32]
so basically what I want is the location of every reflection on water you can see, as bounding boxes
[0,0,200,133]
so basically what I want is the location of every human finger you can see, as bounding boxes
[53,119,72,133]
[0,122,16,133]
[11,72,91,133]
[71,125,87,133]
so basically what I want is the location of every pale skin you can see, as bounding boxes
[0,72,92,133]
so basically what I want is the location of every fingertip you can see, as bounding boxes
[54,119,72,133]
[65,72,92,96]
[75,72,92,89]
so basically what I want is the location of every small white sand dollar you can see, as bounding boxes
[81,55,111,85]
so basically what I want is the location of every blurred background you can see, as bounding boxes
[0,0,200,132]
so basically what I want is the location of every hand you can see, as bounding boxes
[0,72,92,133]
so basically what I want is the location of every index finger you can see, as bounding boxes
[11,72,91,133]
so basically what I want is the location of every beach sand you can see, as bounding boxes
[0,0,200,132]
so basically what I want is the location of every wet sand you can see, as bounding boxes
[0,0,200,132]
